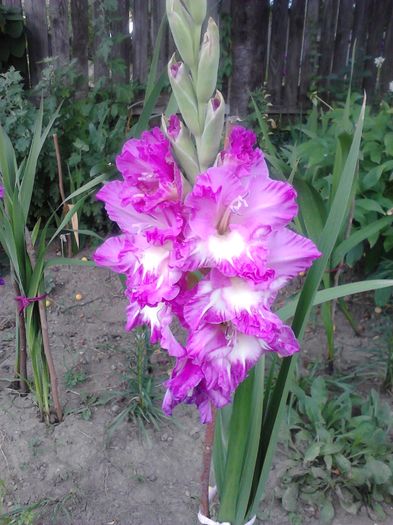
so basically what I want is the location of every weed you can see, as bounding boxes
[106,327,168,441]
[63,368,88,389]
[0,483,79,525]
[277,375,393,523]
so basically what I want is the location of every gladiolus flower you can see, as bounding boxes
[94,125,321,423]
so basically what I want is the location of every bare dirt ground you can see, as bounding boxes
[0,253,392,525]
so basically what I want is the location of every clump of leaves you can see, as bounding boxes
[277,376,393,524]
[0,64,140,233]
[64,367,88,389]
[106,327,168,441]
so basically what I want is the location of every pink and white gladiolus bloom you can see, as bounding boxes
[94,123,321,423]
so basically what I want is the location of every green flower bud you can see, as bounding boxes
[166,0,195,68]
[182,0,207,25]
[198,90,225,170]
[162,114,200,183]
[196,18,220,103]
[168,55,202,137]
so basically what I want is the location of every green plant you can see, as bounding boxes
[0,63,140,233]
[0,104,104,421]
[106,328,167,440]
[277,376,393,523]
[0,485,78,525]
[251,88,393,372]
[64,367,88,389]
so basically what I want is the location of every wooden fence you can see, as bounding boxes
[1,0,393,114]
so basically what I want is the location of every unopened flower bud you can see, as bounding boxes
[182,0,207,25]
[168,55,201,136]
[196,18,220,103]
[162,114,200,183]
[198,91,225,170]
[166,0,195,68]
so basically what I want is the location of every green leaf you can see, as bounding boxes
[294,179,326,241]
[145,13,167,100]
[62,174,107,205]
[129,71,167,139]
[319,500,335,524]
[320,443,342,455]
[217,371,255,522]
[45,257,95,269]
[334,454,351,475]
[384,132,393,155]
[366,458,391,484]
[310,377,328,408]
[235,358,265,523]
[375,286,392,306]
[20,100,61,220]
[304,443,320,463]
[282,484,299,512]
[331,216,393,267]
[165,92,178,117]
[355,198,385,214]
[277,280,393,321]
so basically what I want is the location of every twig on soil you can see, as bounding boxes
[200,407,216,518]
[60,297,102,313]
[25,228,63,423]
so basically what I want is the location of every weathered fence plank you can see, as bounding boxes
[150,0,167,75]
[48,0,70,67]
[319,0,339,92]
[268,0,289,107]
[364,0,392,95]
[93,0,110,84]
[2,0,22,8]
[229,0,269,117]
[284,0,306,110]
[132,0,149,82]
[4,0,393,111]
[111,0,131,84]
[299,0,319,103]
[381,8,393,92]
[332,0,354,77]
[70,0,89,96]
[24,0,49,86]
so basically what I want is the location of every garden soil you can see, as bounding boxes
[0,252,392,525]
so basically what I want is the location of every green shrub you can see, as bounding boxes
[0,64,141,232]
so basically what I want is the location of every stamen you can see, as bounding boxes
[230,195,248,213]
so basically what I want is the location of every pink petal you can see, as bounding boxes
[97,180,183,241]
[93,235,136,274]
[267,228,321,286]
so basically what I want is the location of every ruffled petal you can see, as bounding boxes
[125,239,182,306]
[97,180,183,241]
[231,178,298,232]
[267,228,321,286]
[116,127,183,211]
[125,301,185,357]
[93,235,136,274]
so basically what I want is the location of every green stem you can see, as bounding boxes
[217,371,254,523]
